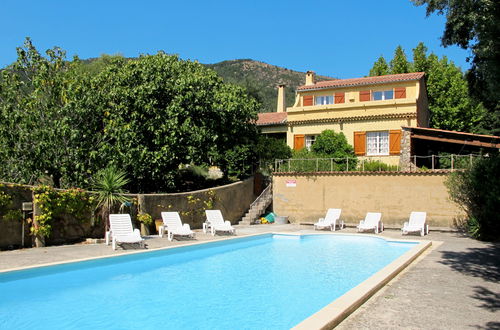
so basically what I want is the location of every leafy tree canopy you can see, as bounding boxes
[368,42,486,132]
[369,56,390,76]
[412,0,500,135]
[0,38,259,193]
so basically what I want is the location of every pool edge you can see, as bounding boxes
[292,238,432,330]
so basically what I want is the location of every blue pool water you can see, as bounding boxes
[0,234,416,329]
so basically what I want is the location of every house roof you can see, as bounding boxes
[256,112,287,126]
[297,72,425,91]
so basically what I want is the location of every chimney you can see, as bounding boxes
[305,71,315,86]
[277,84,286,113]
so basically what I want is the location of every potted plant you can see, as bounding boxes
[137,213,153,236]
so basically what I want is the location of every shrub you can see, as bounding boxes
[311,130,357,170]
[445,152,500,240]
[361,160,399,172]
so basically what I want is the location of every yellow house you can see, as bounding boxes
[257,71,429,166]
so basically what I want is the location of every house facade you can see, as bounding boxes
[257,71,430,166]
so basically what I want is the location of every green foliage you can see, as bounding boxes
[278,130,357,172]
[412,0,500,135]
[93,53,259,191]
[0,40,260,193]
[389,46,410,74]
[445,152,500,240]
[369,56,390,76]
[256,136,292,163]
[361,160,398,172]
[32,185,95,238]
[3,209,23,222]
[0,190,11,213]
[137,213,153,226]
[312,130,358,170]
[0,37,103,188]
[93,166,131,225]
[367,43,486,132]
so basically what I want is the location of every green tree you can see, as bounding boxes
[412,0,500,135]
[93,166,131,235]
[389,46,410,74]
[311,130,357,170]
[255,135,292,163]
[446,152,500,241]
[0,38,103,187]
[412,42,429,73]
[368,43,486,132]
[91,52,259,192]
[369,56,390,76]
[426,54,485,131]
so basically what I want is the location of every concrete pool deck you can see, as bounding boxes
[0,224,498,329]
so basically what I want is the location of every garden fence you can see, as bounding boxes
[270,153,485,173]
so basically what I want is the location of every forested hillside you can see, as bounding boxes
[206,59,334,112]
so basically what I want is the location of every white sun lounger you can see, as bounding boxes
[160,212,195,241]
[107,214,145,250]
[402,211,428,236]
[204,210,236,236]
[313,208,343,231]
[357,212,383,233]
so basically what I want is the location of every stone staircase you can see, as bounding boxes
[238,184,272,225]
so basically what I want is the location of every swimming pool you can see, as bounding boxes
[0,234,420,329]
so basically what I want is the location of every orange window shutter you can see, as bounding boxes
[303,96,313,106]
[359,90,370,102]
[353,131,366,155]
[395,87,406,99]
[389,130,402,155]
[334,92,345,104]
[294,134,305,150]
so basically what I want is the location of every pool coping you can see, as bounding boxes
[0,231,431,329]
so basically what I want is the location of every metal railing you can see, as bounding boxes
[272,154,485,173]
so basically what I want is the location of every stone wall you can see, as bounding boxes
[272,172,463,228]
[138,177,255,231]
[0,178,255,249]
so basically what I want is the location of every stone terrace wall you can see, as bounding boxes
[0,178,255,249]
[272,172,463,228]
[138,177,255,231]
[0,184,33,248]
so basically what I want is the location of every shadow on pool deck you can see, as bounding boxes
[439,242,500,283]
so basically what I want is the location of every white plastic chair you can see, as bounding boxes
[402,212,428,236]
[357,212,383,233]
[107,214,145,250]
[160,212,195,241]
[313,208,343,231]
[204,210,235,236]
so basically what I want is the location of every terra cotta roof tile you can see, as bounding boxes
[256,112,287,126]
[297,72,425,91]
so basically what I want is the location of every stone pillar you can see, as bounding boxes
[32,192,45,247]
[399,127,412,171]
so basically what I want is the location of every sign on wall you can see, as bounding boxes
[286,180,296,187]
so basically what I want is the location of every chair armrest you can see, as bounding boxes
[318,217,325,222]
[359,220,365,226]
[133,228,141,236]
[224,220,232,226]
[183,223,191,230]
[403,221,409,227]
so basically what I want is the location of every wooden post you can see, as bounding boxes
[451,154,454,170]
[432,155,435,170]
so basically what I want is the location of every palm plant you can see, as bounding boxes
[93,166,131,236]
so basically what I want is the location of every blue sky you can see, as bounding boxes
[1,0,470,79]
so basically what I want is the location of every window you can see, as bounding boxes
[315,96,334,105]
[305,135,317,150]
[366,131,389,155]
[372,90,394,101]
